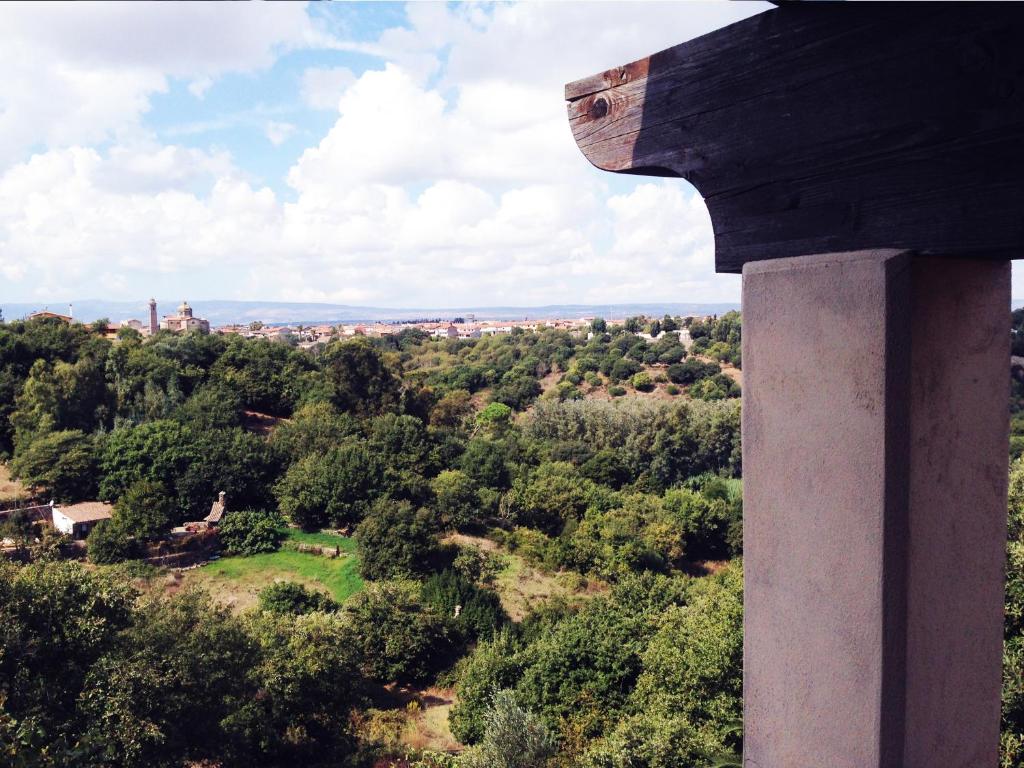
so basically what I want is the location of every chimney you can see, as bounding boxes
[149,299,157,335]
[218,490,226,508]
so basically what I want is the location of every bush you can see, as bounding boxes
[666,384,680,396]
[87,519,138,564]
[258,581,338,615]
[218,509,284,555]
[608,386,626,397]
[421,569,508,642]
[631,372,654,392]
[459,690,557,768]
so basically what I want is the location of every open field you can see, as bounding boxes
[169,531,362,612]
[445,532,605,621]
[0,464,30,503]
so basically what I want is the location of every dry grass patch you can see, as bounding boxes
[443,533,604,621]
[0,464,30,503]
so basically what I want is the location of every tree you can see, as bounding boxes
[87,519,138,564]
[344,580,451,684]
[431,389,475,430]
[323,338,401,417]
[77,589,261,767]
[275,442,383,530]
[355,498,437,580]
[269,402,359,461]
[501,462,597,536]
[460,690,557,768]
[10,429,98,502]
[449,629,524,744]
[218,509,284,555]
[0,562,136,761]
[258,581,338,615]
[0,508,35,551]
[591,318,608,334]
[421,569,508,642]
[114,479,176,542]
[431,469,480,530]
[476,402,513,433]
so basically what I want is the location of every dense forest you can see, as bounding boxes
[0,309,1021,767]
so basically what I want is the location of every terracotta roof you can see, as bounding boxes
[55,502,113,523]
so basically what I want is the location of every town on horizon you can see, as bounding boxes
[14,297,712,350]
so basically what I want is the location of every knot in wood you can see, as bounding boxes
[589,96,609,120]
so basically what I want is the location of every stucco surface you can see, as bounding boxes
[742,251,1008,767]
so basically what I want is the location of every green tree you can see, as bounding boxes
[449,629,524,744]
[355,498,437,580]
[218,509,284,555]
[275,442,383,530]
[344,580,451,684]
[258,581,338,615]
[87,519,138,564]
[323,338,401,417]
[114,479,176,542]
[432,469,480,530]
[0,562,136,759]
[10,429,98,502]
[460,690,557,768]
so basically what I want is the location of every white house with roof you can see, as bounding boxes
[52,502,113,540]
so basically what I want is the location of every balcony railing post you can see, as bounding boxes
[743,250,1009,767]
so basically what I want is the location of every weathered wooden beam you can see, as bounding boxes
[565,4,1024,273]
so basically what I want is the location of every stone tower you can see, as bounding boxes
[148,298,157,335]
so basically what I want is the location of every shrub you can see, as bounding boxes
[87,519,138,564]
[218,509,284,555]
[666,384,680,396]
[631,372,654,392]
[459,690,557,768]
[608,386,626,397]
[421,569,508,642]
[258,581,338,615]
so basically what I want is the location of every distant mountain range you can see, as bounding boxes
[0,299,743,326]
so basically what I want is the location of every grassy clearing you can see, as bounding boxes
[445,533,603,621]
[0,464,30,503]
[284,528,358,551]
[175,540,363,612]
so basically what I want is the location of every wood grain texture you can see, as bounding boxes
[565,4,1024,273]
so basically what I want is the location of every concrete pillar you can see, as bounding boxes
[742,250,1009,768]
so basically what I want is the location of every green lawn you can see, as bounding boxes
[182,536,364,611]
[284,528,358,551]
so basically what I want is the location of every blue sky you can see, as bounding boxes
[26,1,999,310]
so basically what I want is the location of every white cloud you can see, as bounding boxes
[0,2,766,306]
[0,1,330,169]
[188,76,214,99]
[300,66,355,110]
[265,121,297,146]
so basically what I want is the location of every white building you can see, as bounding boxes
[52,502,113,540]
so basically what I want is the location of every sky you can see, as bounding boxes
[17,0,997,310]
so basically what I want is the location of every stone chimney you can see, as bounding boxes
[148,299,157,335]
